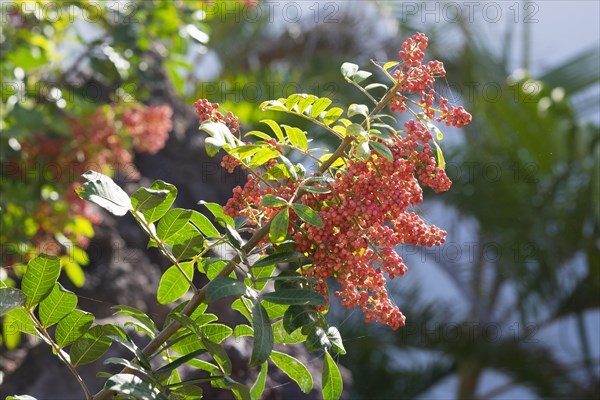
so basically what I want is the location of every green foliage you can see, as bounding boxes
[21,254,61,308]
[270,351,313,393]
[322,352,343,400]
[76,171,133,217]
[0,24,478,399]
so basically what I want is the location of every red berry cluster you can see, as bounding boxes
[294,120,451,330]
[212,33,471,330]
[9,104,172,265]
[390,33,472,128]
[121,105,173,154]
[194,99,240,134]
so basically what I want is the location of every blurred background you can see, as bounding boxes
[1,1,598,398]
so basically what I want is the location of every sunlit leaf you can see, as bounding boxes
[76,171,132,216]
[157,262,194,304]
[271,350,313,393]
[311,98,333,118]
[269,208,289,246]
[55,309,94,347]
[39,283,77,327]
[70,325,113,366]
[260,119,285,142]
[22,254,61,308]
[341,62,359,78]
[322,351,343,400]
[250,361,268,400]
[323,108,344,126]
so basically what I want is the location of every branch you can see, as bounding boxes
[93,83,400,400]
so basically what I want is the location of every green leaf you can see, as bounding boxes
[229,144,262,160]
[250,302,273,367]
[269,208,289,246]
[104,373,165,400]
[282,125,308,151]
[141,181,177,223]
[6,396,38,400]
[55,309,94,347]
[260,194,288,207]
[370,140,394,162]
[434,140,446,169]
[4,307,36,335]
[261,300,288,319]
[323,107,344,126]
[224,224,244,250]
[307,326,331,353]
[253,251,302,267]
[262,289,326,306]
[201,323,233,344]
[234,324,254,337]
[200,121,237,157]
[259,100,287,112]
[198,201,235,228]
[171,228,205,260]
[157,262,194,304]
[231,297,253,322]
[297,94,317,114]
[169,386,203,400]
[291,204,323,228]
[326,327,346,355]
[154,348,206,376]
[248,264,276,291]
[202,337,232,374]
[285,93,302,110]
[190,210,221,237]
[278,154,299,181]
[22,254,61,308]
[107,332,151,370]
[39,283,77,327]
[131,187,169,212]
[311,97,333,118]
[157,209,192,242]
[250,361,268,400]
[245,130,273,141]
[104,357,150,376]
[205,277,247,303]
[249,148,280,169]
[0,287,26,316]
[223,376,251,400]
[340,62,359,78]
[112,305,157,338]
[70,325,113,366]
[322,352,343,400]
[283,305,318,334]
[364,83,388,91]
[76,171,132,216]
[352,70,372,83]
[260,119,285,143]
[348,104,369,118]
[354,141,371,161]
[383,61,399,70]
[346,123,368,141]
[270,350,313,393]
[273,319,306,344]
